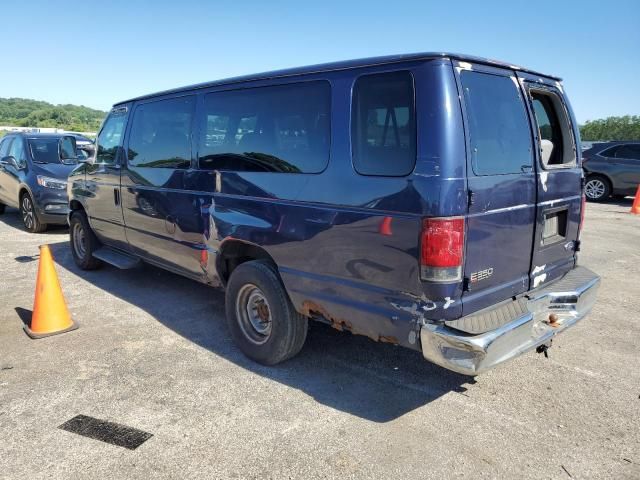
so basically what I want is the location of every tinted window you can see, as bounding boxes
[128,96,195,169]
[461,71,532,175]
[615,144,640,160]
[97,108,127,164]
[199,81,330,173]
[599,146,619,158]
[352,71,415,176]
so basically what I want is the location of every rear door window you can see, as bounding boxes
[615,144,640,161]
[461,71,533,175]
[352,71,416,176]
[530,90,575,167]
[128,96,195,169]
[198,81,330,173]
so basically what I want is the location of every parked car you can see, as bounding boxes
[67,53,600,375]
[0,132,84,232]
[582,141,640,201]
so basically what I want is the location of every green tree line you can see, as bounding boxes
[0,98,106,132]
[580,115,640,141]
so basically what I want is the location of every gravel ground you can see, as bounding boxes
[0,200,638,480]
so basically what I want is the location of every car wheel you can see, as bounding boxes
[585,175,611,202]
[225,260,308,365]
[20,193,47,233]
[0,202,5,214]
[69,210,102,270]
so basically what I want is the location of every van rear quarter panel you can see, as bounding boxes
[191,59,467,350]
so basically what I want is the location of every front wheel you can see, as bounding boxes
[69,210,103,270]
[585,175,611,202]
[225,261,307,365]
[20,193,47,233]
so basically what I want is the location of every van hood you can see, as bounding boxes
[32,162,77,179]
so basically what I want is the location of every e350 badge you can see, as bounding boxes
[470,267,494,283]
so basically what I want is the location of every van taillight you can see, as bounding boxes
[420,217,464,282]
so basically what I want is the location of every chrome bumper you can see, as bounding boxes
[420,266,600,375]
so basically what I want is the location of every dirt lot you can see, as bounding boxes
[0,200,638,480]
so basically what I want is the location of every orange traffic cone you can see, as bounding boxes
[24,245,78,339]
[630,185,640,215]
[379,216,393,236]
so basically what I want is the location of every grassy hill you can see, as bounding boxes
[0,98,106,133]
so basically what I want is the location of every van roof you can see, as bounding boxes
[115,52,562,106]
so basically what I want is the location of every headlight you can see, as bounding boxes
[37,176,67,190]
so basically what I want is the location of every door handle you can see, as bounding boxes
[114,188,120,206]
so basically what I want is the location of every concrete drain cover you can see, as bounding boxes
[59,415,153,450]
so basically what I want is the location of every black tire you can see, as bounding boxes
[0,202,5,214]
[584,175,611,202]
[225,260,308,365]
[69,210,103,270]
[20,192,47,233]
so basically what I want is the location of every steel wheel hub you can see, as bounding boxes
[236,284,273,344]
[72,223,87,259]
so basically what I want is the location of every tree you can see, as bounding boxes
[0,98,106,132]
[580,116,640,141]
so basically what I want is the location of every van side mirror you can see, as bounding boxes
[59,136,78,162]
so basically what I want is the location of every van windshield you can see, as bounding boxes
[28,138,75,164]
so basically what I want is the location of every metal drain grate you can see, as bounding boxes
[59,415,153,450]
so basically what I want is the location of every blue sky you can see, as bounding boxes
[1,0,638,123]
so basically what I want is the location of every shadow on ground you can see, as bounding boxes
[35,240,474,423]
[0,208,68,235]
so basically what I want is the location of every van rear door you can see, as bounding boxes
[456,63,537,315]
[520,77,582,289]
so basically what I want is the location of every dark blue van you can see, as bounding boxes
[67,53,600,375]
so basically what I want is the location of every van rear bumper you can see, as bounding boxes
[420,266,600,375]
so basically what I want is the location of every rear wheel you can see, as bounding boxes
[20,193,47,233]
[69,210,103,270]
[225,260,307,365]
[585,175,611,202]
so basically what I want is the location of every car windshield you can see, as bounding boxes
[28,138,76,164]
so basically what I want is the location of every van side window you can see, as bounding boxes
[198,81,330,173]
[96,108,127,164]
[530,90,575,167]
[461,71,532,175]
[128,96,195,169]
[352,71,415,176]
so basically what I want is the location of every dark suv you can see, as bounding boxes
[67,53,600,375]
[0,132,87,232]
[582,142,640,201]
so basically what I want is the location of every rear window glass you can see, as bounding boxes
[461,71,532,175]
[199,81,330,173]
[530,90,575,167]
[352,71,416,176]
[128,96,195,169]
